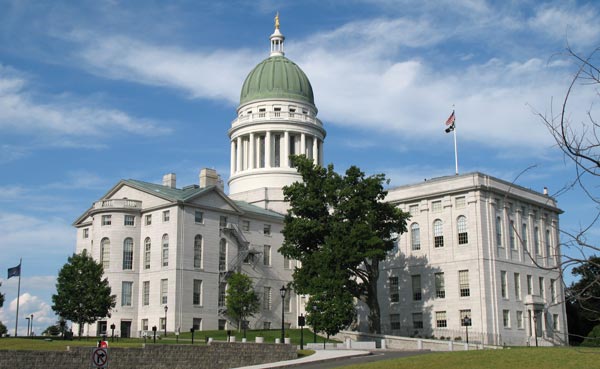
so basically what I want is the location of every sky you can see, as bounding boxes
[0,0,599,336]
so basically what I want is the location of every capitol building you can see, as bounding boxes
[73,18,567,346]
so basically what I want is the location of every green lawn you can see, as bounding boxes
[340,347,600,369]
[0,329,333,351]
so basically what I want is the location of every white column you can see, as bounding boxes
[265,131,272,168]
[283,131,289,168]
[249,133,255,170]
[312,136,318,165]
[230,140,236,175]
[236,136,242,173]
[300,133,306,157]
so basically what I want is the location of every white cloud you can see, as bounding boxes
[1,292,56,336]
[529,4,600,48]
[76,34,259,104]
[0,64,171,147]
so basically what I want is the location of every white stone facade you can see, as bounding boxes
[378,172,567,346]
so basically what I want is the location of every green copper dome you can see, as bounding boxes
[240,56,314,106]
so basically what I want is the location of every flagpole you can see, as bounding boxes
[453,120,459,175]
[14,258,21,337]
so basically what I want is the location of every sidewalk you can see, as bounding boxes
[231,349,371,369]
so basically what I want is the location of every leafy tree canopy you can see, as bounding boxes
[281,155,409,333]
[225,273,260,330]
[0,321,6,336]
[51,250,116,338]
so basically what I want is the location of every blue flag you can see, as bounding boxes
[7,264,20,279]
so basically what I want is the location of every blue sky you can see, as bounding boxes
[1,0,599,335]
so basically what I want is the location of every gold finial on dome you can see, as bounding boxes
[275,12,280,29]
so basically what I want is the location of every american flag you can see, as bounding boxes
[445,111,455,126]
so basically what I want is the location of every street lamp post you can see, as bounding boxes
[110,323,116,342]
[279,285,287,343]
[152,326,157,344]
[312,305,317,343]
[164,305,168,337]
[25,317,30,337]
[462,315,472,344]
[190,327,195,345]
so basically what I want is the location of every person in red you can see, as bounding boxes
[97,335,109,348]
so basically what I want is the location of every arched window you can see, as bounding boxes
[545,229,551,260]
[433,219,444,248]
[457,216,468,245]
[534,226,540,255]
[509,220,516,250]
[410,223,421,251]
[219,238,227,272]
[194,235,203,269]
[162,234,169,267]
[100,238,110,270]
[144,237,151,270]
[122,238,133,270]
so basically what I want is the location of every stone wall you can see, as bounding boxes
[0,342,296,369]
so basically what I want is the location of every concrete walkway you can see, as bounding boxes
[231,349,371,369]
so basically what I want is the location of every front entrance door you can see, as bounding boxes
[120,321,132,338]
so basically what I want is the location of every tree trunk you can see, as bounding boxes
[366,259,381,334]
[78,321,83,340]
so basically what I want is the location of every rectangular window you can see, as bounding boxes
[432,200,442,212]
[218,283,226,308]
[263,245,271,266]
[389,277,399,302]
[550,279,557,303]
[160,318,166,331]
[160,279,168,305]
[553,314,559,331]
[263,224,271,236]
[194,210,203,224]
[220,215,228,228]
[514,273,521,300]
[145,214,152,225]
[263,321,271,330]
[242,220,250,232]
[411,223,421,250]
[455,196,466,208]
[517,311,524,329]
[501,271,508,299]
[102,215,112,226]
[539,277,545,298]
[459,270,470,297]
[495,215,503,248]
[390,314,401,330]
[193,318,202,331]
[521,223,528,251]
[124,215,135,226]
[527,275,533,295]
[83,228,89,239]
[141,319,148,331]
[409,204,419,214]
[412,313,423,329]
[142,281,150,306]
[460,309,472,326]
[436,311,447,328]
[412,275,422,301]
[263,286,272,311]
[435,272,445,298]
[193,279,202,306]
[509,220,516,249]
[121,281,132,306]
[163,210,170,222]
[503,310,510,328]
[284,257,293,269]
[534,226,541,255]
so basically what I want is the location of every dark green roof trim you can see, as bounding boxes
[123,179,213,202]
[240,56,314,106]
[233,201,284,220]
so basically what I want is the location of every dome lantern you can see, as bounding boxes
[270,12,285,57]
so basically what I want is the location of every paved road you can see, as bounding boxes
[290,350,432,369]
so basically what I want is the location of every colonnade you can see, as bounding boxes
[230,130,323,176]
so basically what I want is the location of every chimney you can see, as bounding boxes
[199,168,219,188]
[543,187,549,196]
[163,173,176,188]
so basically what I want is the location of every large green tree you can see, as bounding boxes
[52,250,116,338]
[281,155,409,333]
[225,273,260,330]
